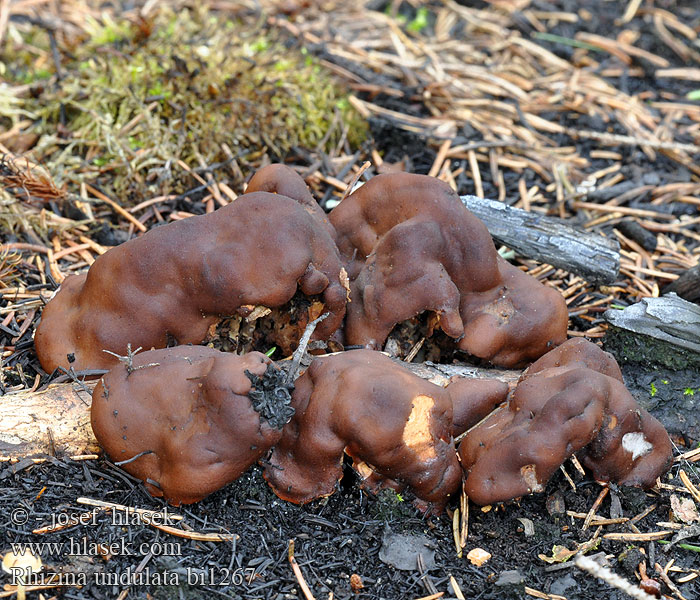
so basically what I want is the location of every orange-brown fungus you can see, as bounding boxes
[263,350,507,512]
[329,173,568,367]
[91,346,294,505]
[523,336,623,381]
[245,163,335,239]
[35,192,347,372]
[459,339,672,505]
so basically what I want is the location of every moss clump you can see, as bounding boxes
[604,326,700,371]
[0,5,366,202]
[369,489,417,521]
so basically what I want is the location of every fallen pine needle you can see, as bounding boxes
[32,506,109,534]
[84,183,147,232]
[150,522,237,542]
[583,486,609,530]
[0,583,82,598]
[76,497,184,521]
[289,539,316,600]
[449,575,466,600]
[659,540,700,553]
[603,530,673,541]
[679,470,700,504]
[654,562,688,600]
[524,586,566,599]
[338,160,371,203]
[452,507,462,558]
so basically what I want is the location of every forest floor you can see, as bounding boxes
[1,1,699,599]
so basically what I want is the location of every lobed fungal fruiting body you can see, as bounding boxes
[263,350,507,512]
[459,339,672,505]
[329,172,569,367]
[91,346,294,505]
[521,339,671,489]
[245,163,336,239]
[35,192,347,372]
[522,335,623,381]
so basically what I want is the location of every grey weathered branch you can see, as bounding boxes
[461,195,620,285]
[0,359,520,461]
[664,263,700,303]
[0,382,99,461]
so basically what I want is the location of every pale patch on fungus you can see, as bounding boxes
[622,432,653,460]
[481,296,515,325]
[340,268,351,302]
[352,459,376,481]
[403,395,437,461]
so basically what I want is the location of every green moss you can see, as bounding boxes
[0,5,367,202]
[604,325,700,371]
[370,489,416,521]
[407,7,430,33]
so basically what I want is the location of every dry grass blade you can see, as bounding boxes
[0,155,65,205]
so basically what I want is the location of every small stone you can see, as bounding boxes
[546,491,566,516]
[350,573,364,592]
[550,574,577,595]
[495,570,523,586]
[379,530,436,571]
[516,517,535,536]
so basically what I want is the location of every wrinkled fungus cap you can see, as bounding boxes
[459,340,672,505]
[245,163,335,238]
[91,346,293,505]
[522,337,623,382]
[329,172,568,367]
[35,192,347,372]
[263,350,507,512]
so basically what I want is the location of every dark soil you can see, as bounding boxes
[3,457,699,600]
[622,362,700,446]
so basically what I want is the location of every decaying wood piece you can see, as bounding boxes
[400,360,519,387]
[604,293,700,369]
[0,359,520,462]
[0,382,99,461]
[664,263,700,303]
[461,195,621,285]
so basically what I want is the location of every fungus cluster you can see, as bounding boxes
[35,165,567,372]
[329,172,569,367]
[35,164,672,511]
[35,191,348,372]
[459,339,672,505]
[91,346,294,505]
[262,350,507,512]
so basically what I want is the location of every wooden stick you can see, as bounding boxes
[664,263,700,303]
[461,195,620,284]
[0,359,519,461]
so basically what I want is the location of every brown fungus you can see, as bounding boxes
[459,340,672,505]
[329,172,568,367]
[522,336,623,381]
[91,346,294,505]
[245,163,335,238]
[35,192,347,372]
[263,350,507,512]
